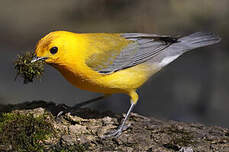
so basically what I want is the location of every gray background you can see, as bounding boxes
[0,0,228,127]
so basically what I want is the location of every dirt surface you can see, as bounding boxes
[0,101,228,152]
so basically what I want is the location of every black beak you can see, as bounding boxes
[31,55,48,63]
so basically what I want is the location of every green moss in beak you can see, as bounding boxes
[14,52,45,84]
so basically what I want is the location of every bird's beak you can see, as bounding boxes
[31,55,48,63]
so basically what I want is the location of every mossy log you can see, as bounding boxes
[0,101,228,152]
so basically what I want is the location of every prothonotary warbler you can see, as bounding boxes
[31,31,221,137]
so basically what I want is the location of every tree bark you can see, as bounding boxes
[0,101,228,152]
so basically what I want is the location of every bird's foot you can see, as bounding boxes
[56,110,66,118]
[55,104,70,120]
[56,95,106,119]
[102,124,130,138]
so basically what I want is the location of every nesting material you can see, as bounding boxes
[14,52,45,84]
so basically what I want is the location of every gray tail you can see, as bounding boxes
[177,32,221,52]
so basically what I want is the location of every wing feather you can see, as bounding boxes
[86,33,178,74]
[86,32,220,74]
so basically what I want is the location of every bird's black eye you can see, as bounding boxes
[50,47,58,54]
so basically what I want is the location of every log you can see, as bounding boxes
[0,101,228,152]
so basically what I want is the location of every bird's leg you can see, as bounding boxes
[103,102,136,138]
[56,95,108,118]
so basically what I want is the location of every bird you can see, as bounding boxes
[31,31,221,137]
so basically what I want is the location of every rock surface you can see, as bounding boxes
[0,101,228,152]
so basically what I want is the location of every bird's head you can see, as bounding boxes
[32,31,80,65]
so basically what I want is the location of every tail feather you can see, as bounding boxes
[178,32,221,50]
[151,32,221,68]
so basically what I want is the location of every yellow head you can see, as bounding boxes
[33,31,81,65]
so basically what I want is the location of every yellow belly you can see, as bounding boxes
[54,62,161,94]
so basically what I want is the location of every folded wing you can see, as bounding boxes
[86,32,220,74]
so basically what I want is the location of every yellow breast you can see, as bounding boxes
[43,32,159,94]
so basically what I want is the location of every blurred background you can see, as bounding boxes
[0,0,228,127]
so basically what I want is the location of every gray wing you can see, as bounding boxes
[88,32,220,74]
[97,33,178,74]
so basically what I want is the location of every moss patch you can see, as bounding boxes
[14,52,45,84]
[0,112,54,152]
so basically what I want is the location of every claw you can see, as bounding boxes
[55,95,106,120]
[56,110,65,118]
[102,128,123,138]
[102,124,130,138]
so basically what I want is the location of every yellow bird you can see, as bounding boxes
[32,31,220,137]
